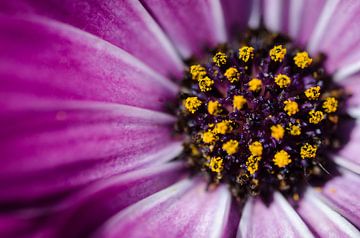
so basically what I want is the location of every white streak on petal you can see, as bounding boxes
[334,60,360,81]
[209,0,227,43]
[274,193,314,238]
[236,198,253,238]
[306,189,360,238]
[289,0,304,38]
[307,0,340,53]
[332,154,360,175]
[248,0,261,29]
[263,0,283,33]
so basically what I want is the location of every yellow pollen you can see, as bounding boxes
[323,97,338,113]
[246,155,261,174]
[222,140,239,155]
[213,52,227,67]
[294,51,313,69]
[224,67,240,83]
[305,86,321,100]
[198,76,214,92]
[248,78,262,92]
[184,97,202,113]
[190,64,207,80]
[269,45,287,62]
[207,100,221,115]
[233,95,247,111]
[202,130,217,144]
[283,100,299,116]
[309,110,324,124]
[273,150,292,168]
[288,124,301,136]
[249,141,263,156]
[209,157,223,173]
[271,124,285,140]
[300,143,318,159]
[214,120,232,134]
[239,46,254,62]
[274,74,291,88]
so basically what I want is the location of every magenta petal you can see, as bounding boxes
[0,103,182,204]
[315,169,360,227]
[220,0,252,38]
[140,0,227,58]
[238,193,313,238]
[94,178,232,238]
[262,0,290,34]
[0,14,177,112]
[311,0,360,74]
[296,190,360,237]
[0,0,184,78]
[49,162,186,238]
[339,73,360,108]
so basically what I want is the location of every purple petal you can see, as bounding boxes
[0,103,182,204]
[0,14,177,112]
[94,178,232,238]
[238,193,313,238]
[314,169,360,227]
[262,0,290,34]
[0,0,184,78]
[50,162,186,238]
[290,0,326,44]
[308,0,360,75]
[341,73,360,108]
[140,0,227,58]
[296,189,360,237]
[220,0,252,38]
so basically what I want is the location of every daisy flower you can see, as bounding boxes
[0,0,359,237]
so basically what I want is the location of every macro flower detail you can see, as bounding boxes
[1,0,360,238]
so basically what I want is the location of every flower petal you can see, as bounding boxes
[308,0,360,75]
[262,0,290,33]
[314,169,360,227]
[140,0,227,58]
[0,0,184,78]
[50,162,186,238]
[220,0,252,38]
[0,14,177,112]
[237,193,314,238]
[0,102,182,205]
[94,178,232,238]
[296,189,360,237]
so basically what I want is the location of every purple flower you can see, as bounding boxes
[0,0,360,237]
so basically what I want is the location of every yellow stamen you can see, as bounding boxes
[288,124,301,136]
[273,150,292,168]
[249,141,263,156]
[184,97,202,113]
[209,157,223,173]
[246,155,261,174]
[198,76,214,92]
[213,52,227,67]
[233,95,247,111]
[309,110,324,124]
[214,120,232,134]
[300,143,318,159]
[269,45,287,62]
[274,74,291,88]
[283,100,299,116]
[222,140,239,155]
[323,97,338,113]
[207,100,221,115]
[224,67,240,83]
[271,124,285,140]
[239,46,254,62]
[294,51,312,69]
[202,130,217,144]
[305,86,321,100]
[190,64,206,80]
[248,78,262,92]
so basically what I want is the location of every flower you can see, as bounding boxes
[1,1,360,238]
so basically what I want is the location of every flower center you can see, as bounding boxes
[174,28,349,201]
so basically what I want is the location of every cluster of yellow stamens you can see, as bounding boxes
[269,45,287,62]
[273,150,292,168]
[224,67,240,83]
[239,46,254,62]
[248,78,262,92]
[233,95,247,111]
[309,110,324,124]
[294,51,313,68]
[183,97,202,113]
[323,97,338,113]
[300,143,318,159]
[288,124,301,136]
[209,157,223,173]
[222,140,239,155]
[305,86,321,100]
[207,100,222,115]
[190,65,207,80]
[283,100,299,116]
[213,52,227,67]
[274,74,291,88]
[271,124,285,140]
